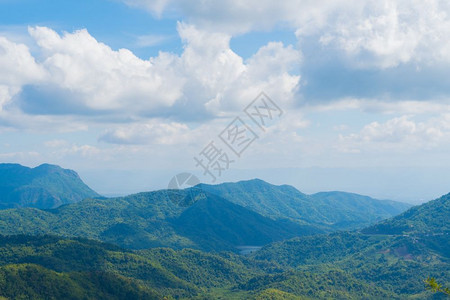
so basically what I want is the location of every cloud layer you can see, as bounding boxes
[124,0,450,68]
[1,1,450,185]
[0,24,300,128]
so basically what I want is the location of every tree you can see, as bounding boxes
[425,277,450,296]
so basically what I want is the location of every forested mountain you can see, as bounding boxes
[198,179,411,230]
[0,227,447,299]
[250,194,450,298]
[171,193,321,251]
[0,180,412,251]
[0,166,445,299]
[363,192,450,235]
[0,175,414,252]
[0,189,320,252]
[0,163,99,209]
[249,230,449,298]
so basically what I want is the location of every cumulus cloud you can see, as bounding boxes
[316,0,450,68]
[98,120,191,145]
[123,0,450,68]
[123,0,345,34]
[337,114,450,153]
[179,27,301,115]
[311,98,450,115]
[0,24,300,127]
[0,36,46,111]
[28,26,183,113]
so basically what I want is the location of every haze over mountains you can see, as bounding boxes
[0,163,99,209]
[0,182,446,298]
[0,163,447,298]
[199,179,411,230]
[0,163,411,252]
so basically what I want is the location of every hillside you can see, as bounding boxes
[0,190,318,252]
[0,234,410,299]
[0,264,159,300]
[171,193,321,251]
[0,176,446,298]
[0,235,195,299]
[363,192,450,235]
[197,179,412,230]
[0,163,99,209]
[250,193,450,298]
[0,232,445,299]
[0,175,414,252]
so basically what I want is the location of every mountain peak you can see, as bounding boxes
[0,163,98,209]
[34,163,61,170]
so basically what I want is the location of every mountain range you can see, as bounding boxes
[0,163,99,209]
[0,192,446,299]
[0,164,411,252]
[0,163,446,299]
[198,179,411,230]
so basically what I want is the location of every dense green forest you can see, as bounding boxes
[0,166,412,252]
[0,164,447,299]
[198,179,411,230]
[0,212,448,299]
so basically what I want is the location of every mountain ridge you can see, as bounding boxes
[196,178,412,230]
[0,163,99,209]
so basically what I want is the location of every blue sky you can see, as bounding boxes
[1,0,450,203]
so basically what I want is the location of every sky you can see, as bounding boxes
[1,0,450,203]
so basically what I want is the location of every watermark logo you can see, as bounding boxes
[219,117,258,157]
[194,92,283,182]
[166,173,205,206]
[244,92,283,131]
[167,92,283,205]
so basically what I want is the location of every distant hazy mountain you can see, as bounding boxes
[0,163,99,209]
[0,174,412,251]
[0,171,446,298]
[198,179,412,230]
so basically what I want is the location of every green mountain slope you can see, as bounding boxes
[0,190,189,249]
[0,263,160,300]
[171,194,321,251]
[197,179,411,230]
[0,163,99,209]
[251,232,449,298]
[0,234,409,299]
[239,269,395,300]
[363,192,450,235]
[0,192,447,299]
[249,193,450,298]
[0,235,197,298]
[0,175,413,252]
[0,190,318,252]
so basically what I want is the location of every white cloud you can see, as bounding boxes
[28,26,183,113]
[0,36,46,111]
[44,139,70,148]
[123,0,171,17]
[175,23,301,115]
[316,0,450,68]
[337,114,450,153]
[122,0,346,35]
[123,0,450,68]
[135,34,172,47]
[310,98,450,115]
[0,25,300,127]
[98,120,191,145]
